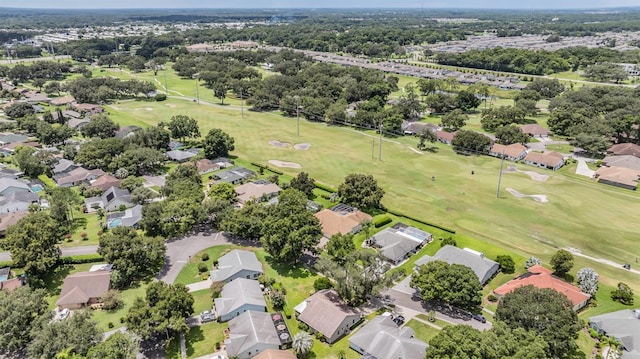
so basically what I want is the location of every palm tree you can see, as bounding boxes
[292,332,314,356]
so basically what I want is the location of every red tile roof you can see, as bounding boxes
[494,265,589,309]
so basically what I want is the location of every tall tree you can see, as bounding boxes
[98,227,166,289]
[1,212,61,286]
[411,260,482,311]
[0,287,50,355]
[576,267,599,297]
[289,172,316,198]
[440,109,468,131]
[261,189,322,265]
[325,233,355,264]
[337,173,385,210]
[202,128,235,160]
[220,201,268,240]
[495,285,581,358]
[13,145,48,177]
[455,90,481,112]
[451,130,491,154]
[80,114,119,139]
[611,282,634,305]
[28,311,101,359]
[87,332,139,359]
[550,249,574,276]
[292,332,314,357]
[167,115,200,141]
[495,125,529,145]
[49,187,81,225]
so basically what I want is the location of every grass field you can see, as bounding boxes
[103,93,640,294]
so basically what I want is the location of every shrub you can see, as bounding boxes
[611,282,634,305]
[313,277,333,291]
[297,321,309,331]
[58,254,104,264]
[154,93,167,101]
[197,262,208,273]
[487,294,498,302]
[107,322,114,329]
[215,342,221,350]
[101,289,123,311]
[270,291,286,309]
[440,236,457,247]
[201,253,210,261]
[314,182,338,193]
[120,317,125,323]
[373,216,392,228]
[210,281,224,299]
[496,255,516,274]
[80,232,87,239]
[258,274,276,287]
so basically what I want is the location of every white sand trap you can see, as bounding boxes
[166,104,176,108]
[268,160,301,169]
[294,143,311,150]
[506,188,548,203]
[135,107,154,111]
[505,166,548,182]
[268,140,291,148]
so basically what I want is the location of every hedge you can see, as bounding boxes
[0,260,13,268]
[58,254,105,265]
[37,174,57,188]
[385,208,456,234]
[266,167,283,175]
[250,162,267,169]
[314,182,338,193]
[373,216,392,228]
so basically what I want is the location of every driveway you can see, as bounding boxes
[575,157,596,178]
[382,276,492,331]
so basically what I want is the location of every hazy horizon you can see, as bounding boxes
[9,0,640,10]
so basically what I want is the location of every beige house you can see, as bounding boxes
[235,180,281,204]
[523,151,564,171]
[489,143,528,161]
[295,289,361,343]
[314,204,372,239]
[56,271,111,309]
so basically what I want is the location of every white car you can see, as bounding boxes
[59,308,70,320]
[200,310,216,323]
[209,355,226,359]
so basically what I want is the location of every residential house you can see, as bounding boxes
[89,174,121,192]
[225,311,293,359]
[349,315,428,359]
[0,211,28,236]
[607,143,640,158]
[0,133,28,146]
[267,196,322,213]
[436,131,457,145]
[74,103,104,114]
[24,92,50,104]
[295,289,362,344]
[214,278,266,322]
[213,167,256,185]
[415,245,499,285]
[494,265,590,311]
[0,267,8,281]
[0,141,40,156]
[0,167,22,179]
[165,149,199,162]
[210,249,263,283]
[314,204,373,240]
[54,167,105,187]
[253,349,297,359]
[519,124,550,138]
[84,186,134,212]
[67,117,91,129]
[0,178,30,195]
[595,166,640,190]
[52,158,78,176]
[50,96,75,106]
[56,271,111,309]
[195,157,233,175]
[0,277,24,292]
[590,309,640,358]
[523,151,564,171]
[106,204,143,228]
[114,126,141,139]
[369,223,433,264]
[235,180,282,205]
[602,155,640,171]
[401,121,438,136]
[489,143,528,161]
[0,190,39,213]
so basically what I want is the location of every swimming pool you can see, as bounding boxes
[31,184,44,193]
[108,218,122,228]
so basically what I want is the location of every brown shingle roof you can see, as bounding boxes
[314,207,372,237]
[607,143,640,158]
[490,143,528,159]
[253,349,297,359]
[50,96,75,106]
[595,166,640,188]
[56,271,111,307]
[519,124,550,136]
[298,289,360,339]
[89,174,121,192]
[524,151,563,168]
[235,182,281,204]
[0,211,29,234]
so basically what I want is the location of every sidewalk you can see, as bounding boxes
[186,279,212,292]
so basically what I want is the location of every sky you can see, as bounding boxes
[11,0,640,10]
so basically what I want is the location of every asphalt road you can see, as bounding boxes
[0,245,99,262]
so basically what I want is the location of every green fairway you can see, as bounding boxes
[105,96,640,292]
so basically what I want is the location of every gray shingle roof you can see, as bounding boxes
[225,311,280,358]
[415,245,499,285]
[371,225,431,263]
[349,316,428,359]
[0,178,30,194]
[590,309,640,356]
[214,278,266,318]
[210,249,263,282]
[165,150,197,161]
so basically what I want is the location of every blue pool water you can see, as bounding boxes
[31,184,44,193]
[108,218,122,228]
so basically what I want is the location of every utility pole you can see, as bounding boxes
[295,95,300,137]
[195,79,199,104]
[496,150,505,198]
[378,122,383,161]
[164,70,168,95]
[240,88,244,119]
[371,137,375,160]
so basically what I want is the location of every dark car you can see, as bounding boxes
[392,315,405,325]
[472,313,486,323]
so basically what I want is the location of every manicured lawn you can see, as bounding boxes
[546,143,575,153]
[191,289,214,315]
[405,319,444,343]
[166,321,227,359]
[101,69,640,296]
[173,245,242,285]
[63,211,103,247]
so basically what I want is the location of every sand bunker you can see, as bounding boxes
[166,104,176,108]
[505,166,548,182]
[294,143,311,151]
[135,107,154,111]
[268,160,302,169]
[269,140,291,148]
[506,188,548,203]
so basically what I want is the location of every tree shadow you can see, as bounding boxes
[423,146,439,153]
[68,217,88,233]
[185,327,204,357]
[43,264,74,296]
[265,254,311,279]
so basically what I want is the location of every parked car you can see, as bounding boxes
[59,308,70,320]
[209,356,226,359]
[392,315,405,325]
[472,313,486,323]
[200,310,215,323]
